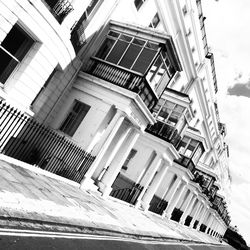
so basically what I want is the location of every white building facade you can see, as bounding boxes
[0,0,231,241]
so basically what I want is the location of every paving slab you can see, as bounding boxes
[0,155,227,247]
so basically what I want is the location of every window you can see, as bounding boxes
[149,13,160,29]
[0,24,34,84]
[60,100,90,136]
[177,136,204,163]
[96,31,159,74]
[153,99,185,127]
[122,149,137,170]
[146,50,176,92]
[134,0,145,10]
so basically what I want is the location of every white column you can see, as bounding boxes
[198,207,210,230]
[205,213,214,234]
[135,155,164,208]
[196,205,207,231]
[163,179,186,219]
[80,110,125,188]
[98,128,140,196]
[179,192,196,225]
[139,161,168,210]
[190,201,203,228]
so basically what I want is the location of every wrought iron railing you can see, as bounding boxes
[43,0,73,24]
[0,100,95,183]
[110,183,143,205]
[174,155,196,174]
[148,195,168,215]
[146,121,182,149]
[83,57,158,111]
[70,21,86,53]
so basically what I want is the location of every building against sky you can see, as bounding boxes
[0,0,232,241]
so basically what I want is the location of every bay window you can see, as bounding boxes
[177,136,204,164]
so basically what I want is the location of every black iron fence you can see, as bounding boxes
[83,57,158,111]
[0,100,95,183]
[110,184,143,205]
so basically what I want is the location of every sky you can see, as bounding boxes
[202,0,250,245]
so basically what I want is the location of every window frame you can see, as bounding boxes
[95,30,160,75]
[59,100,91,137]
[0,23,34,84]
[153,99,186,127]
[177,136,204,163]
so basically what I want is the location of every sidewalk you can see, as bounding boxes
[0,154,222,245]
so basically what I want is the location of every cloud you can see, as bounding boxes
[227,80,250,98]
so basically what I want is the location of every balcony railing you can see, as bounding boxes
[174,155,196,174]
[83,57,158,110]
[110,183,143,205]
[146,121,182,149]
[43,0,73,24]
[0,100,95,183]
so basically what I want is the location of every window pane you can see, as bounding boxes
[132,38,146,46]
[0,24,34,84]
[0,48,19,83]
[132,48,157,74]
[119,43,142,69]
[106,40,129,64]
[95,38,115,59]
[60,101,90,136]
[120,34,133,42]
[108,31,120,38]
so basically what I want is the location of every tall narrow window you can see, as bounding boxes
[60,100,90,136]
[0,24,34,84]
[149,13,160,28]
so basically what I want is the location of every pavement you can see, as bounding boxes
[0,154,227,246]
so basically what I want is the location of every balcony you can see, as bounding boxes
[42,0,73,24]
[84,57,158,110]
[146,121,181,149]
[174,155,196,174]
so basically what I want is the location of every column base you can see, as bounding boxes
[137,200,150,211]
[97,181,112,198]
[80,176,98,191]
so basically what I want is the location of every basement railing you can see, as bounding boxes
[0,100,95,183]
[83,57,158,111]
[146,121,182,149]
[148,195,168,215]
[110,183,143,205]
